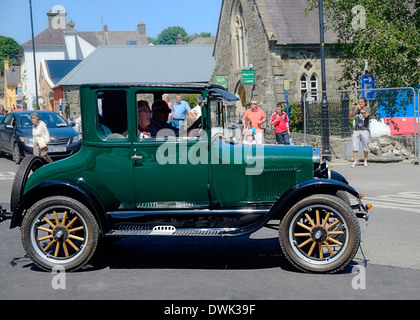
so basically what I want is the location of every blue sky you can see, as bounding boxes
[0,0,223,44]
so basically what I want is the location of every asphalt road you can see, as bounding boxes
[0,155,420,302]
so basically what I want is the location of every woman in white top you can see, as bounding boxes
[30,113,53,163]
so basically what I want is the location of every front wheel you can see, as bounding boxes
[21,196,99,272]
[279,194,360,274]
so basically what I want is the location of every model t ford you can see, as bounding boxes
[0,83,370,273]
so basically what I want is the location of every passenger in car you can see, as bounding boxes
[137,100,152,140]
[147,100,179,138]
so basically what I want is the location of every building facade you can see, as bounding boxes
[20,7,149,110]
[3,60,22,110]
[212,0,343,140]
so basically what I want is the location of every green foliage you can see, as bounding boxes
[288,103,303,133]
[306,0,420,88]
[155,26,188,45]
[0,35,20,73]
[149,27,212,45]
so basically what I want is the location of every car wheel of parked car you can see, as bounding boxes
[279,194,360,274]
[21,196,99,272]
[10,155,44,212]
[13,143,22,164]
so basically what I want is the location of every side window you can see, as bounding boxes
[97,90,128,139]
[3,114,13,126]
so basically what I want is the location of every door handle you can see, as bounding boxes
[131,155,143,160]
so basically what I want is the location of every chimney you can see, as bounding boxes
[103,24,108,32]
[47,8,67,29]
[176,34,183,45]
[4,59,9,71]
[137,22,146,36]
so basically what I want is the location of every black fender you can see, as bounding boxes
[268,178,360,221]
[10,180,108,235]
[225,178,360,236]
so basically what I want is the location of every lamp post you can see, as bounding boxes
[319,0,331,161]
[29,0,39,109]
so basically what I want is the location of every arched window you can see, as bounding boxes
[310,74,319,102]
[232,1,248,69]
[300,74,308,100]
[300,73,319,102]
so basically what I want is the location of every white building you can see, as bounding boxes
[20,8,148,109]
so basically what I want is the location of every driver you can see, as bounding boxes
[147,100,179,137]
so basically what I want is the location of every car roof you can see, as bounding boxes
[9,110,60,115]
[80,82,223,90]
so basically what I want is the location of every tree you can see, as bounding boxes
[306,0,420,89]
[155,26,188,45]
[149,27,212,45]
[0,35,20,74]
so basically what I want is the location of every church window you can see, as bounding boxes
[300,73,319,102]
[232,1,248,69]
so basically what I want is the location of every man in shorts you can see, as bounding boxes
[350,97,371,167]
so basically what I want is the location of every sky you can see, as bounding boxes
[0,0,223,45]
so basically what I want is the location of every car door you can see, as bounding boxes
[131,90,209,209]
[0,113,15,153]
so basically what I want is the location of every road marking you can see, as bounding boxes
[363,192,420,214]
[0,172,16,181]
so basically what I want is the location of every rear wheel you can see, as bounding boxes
[279,194,360,274]
[21,196,99,272]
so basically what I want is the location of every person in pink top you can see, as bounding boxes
[270,102,290,145]
[242,100,266,144]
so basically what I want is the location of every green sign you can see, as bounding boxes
[215,75,228,88]
[242,70,255,85]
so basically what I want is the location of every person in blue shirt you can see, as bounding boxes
[171,94,197,130]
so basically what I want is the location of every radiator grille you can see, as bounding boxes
[251,168,297,198]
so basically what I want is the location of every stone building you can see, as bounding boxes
[212,0,343,140]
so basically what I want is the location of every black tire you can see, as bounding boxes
[279,194,360,274]
[13,143,22,164]
[21,196,99,272]
[10,155,44,213]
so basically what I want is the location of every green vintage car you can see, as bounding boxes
[0,83,370,273]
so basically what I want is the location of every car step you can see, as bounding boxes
[106,225,228,237]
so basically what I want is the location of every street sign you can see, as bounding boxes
[283,78,290,91]
[242,70,255,85]
[361,75,375,99]
[215,75,228,89]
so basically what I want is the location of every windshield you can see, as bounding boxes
[19,113,69,129]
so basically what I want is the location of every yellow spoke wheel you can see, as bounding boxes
[21,196,99,272]
[279,194,360,274]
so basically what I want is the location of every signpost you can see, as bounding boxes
[283,78,290,116]
[242,70,255,85]
[215,75,228,89]
[360,75,375,99]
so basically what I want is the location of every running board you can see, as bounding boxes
[106,225,235,237]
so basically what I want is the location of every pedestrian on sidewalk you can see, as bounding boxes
[271,102,290,145]
[350,97,371,167]
[30,113,53,163]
